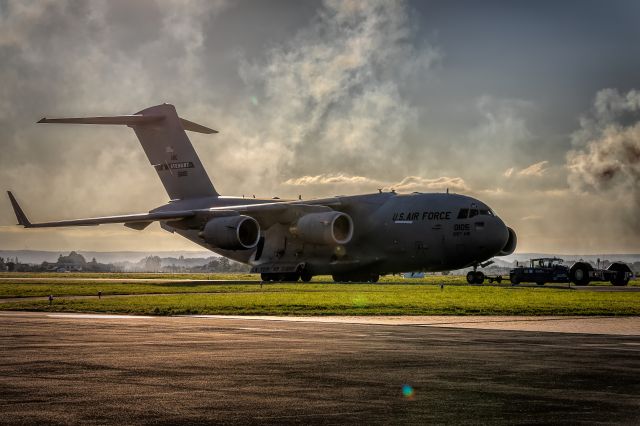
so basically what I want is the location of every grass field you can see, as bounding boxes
[0,273,638,316]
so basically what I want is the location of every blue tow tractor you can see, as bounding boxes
[508,257,632,286]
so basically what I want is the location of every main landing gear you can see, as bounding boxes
[466,269,485,285]
[260,267,315,283]
[332,274,380,283]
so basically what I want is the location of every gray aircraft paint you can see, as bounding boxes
[8,104,516,279]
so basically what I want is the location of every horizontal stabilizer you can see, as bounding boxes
[38,115,217,134]
[38,115,163,126]
[179,118,218,134]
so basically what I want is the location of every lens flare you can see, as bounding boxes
[402,384,414,399]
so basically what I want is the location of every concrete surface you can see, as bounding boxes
[1,312,639,425]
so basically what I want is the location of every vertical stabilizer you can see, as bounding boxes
[38,103,219,200]
[131,104,218,200]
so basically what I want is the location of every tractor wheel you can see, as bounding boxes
[536,281,545,286]
[608,262,631,286]
[570,262,592,286]
[496,276,502,284]
[510,275,520,285]
[368,274,380,283]
[466,271,475,284]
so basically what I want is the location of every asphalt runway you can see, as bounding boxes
[1,313,639,425]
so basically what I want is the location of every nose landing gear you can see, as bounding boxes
[466,260,499,285]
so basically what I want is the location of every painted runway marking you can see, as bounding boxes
[187,314,640,336]
[1,312,637,336]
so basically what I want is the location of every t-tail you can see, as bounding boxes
[38,103,219,200]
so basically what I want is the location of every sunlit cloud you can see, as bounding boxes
[1,1,639,254]
[517,160,549,177]
[284,174,469,193]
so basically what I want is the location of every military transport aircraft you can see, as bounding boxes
[7,103,517,283]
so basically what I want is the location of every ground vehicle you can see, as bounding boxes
[509,258,569,286]
[509,258,632,286]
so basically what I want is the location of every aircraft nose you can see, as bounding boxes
[487,216,509,255]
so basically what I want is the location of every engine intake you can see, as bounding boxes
[290,211,353,245]
[498,227,517,256]
[200,215,260,250]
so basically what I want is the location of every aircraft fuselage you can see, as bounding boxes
[159,191,513,276]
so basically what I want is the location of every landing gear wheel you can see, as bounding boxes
[496,276,502,284]
[261,272,299,282]
[474,271,485,284]
[570,262,592,286]
[536,281,545,286]
[333,273,379,283]
[300,271,313,283]
[466,271,475,284]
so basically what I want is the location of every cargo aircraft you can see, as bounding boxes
[7,104,517,283]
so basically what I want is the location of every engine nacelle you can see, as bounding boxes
[498,227,517,256]
[200,215,260,250]
[290,211,353,245]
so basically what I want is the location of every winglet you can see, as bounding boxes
[7,191,32,227]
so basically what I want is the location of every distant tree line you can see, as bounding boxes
[0,253,637,275]
[0,251,250,273]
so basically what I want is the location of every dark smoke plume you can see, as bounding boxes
[567,89,640,230]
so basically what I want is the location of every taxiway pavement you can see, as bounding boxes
[1,312,639,424]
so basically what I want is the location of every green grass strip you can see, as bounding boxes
[2,285,639,316]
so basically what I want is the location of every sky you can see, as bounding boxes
[1,0,639,253]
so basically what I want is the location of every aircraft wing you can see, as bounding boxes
[204,201,337,228]
[7,191,195,229]
[8,192,340,231]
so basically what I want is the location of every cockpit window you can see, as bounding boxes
[457,208,468,219]
[469,209,479,218]
[479,209,492,216]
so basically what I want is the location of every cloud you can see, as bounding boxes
[232,0,439,187]
[284,174,375,186]
[517,160,549,177]
[1,2,638,254]
[566,88,640,231]
[503,161,549,178]
[392,176,469,192]
[284,174,469,193]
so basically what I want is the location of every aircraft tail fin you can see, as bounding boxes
[38,104,219,200]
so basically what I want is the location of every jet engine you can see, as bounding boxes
[200,215,260,250]
[290,211,353,245]
[498,227,517,256]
